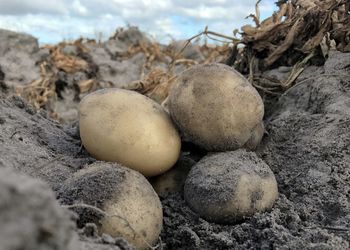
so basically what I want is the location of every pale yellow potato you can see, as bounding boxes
[79,88,181,177]
[168,63,264,151]
[59,162,163,250]
[184,150,278,223]
[150,155,195,197]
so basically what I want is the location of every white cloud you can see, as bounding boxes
[0,0,67,15]
[0,0,277,44]
[180,6,230,20]
[153,18,182,40]
[72,0,89,16]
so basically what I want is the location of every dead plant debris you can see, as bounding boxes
[14,0,349,119]
[229,0,350,95]
[15,61,57,110]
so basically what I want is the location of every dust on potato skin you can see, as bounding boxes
[184,150,278,224]
[58,162,163,249]
[57,162,127,227]
[168,63,264,151]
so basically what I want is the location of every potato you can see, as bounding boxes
[58,162,163,250]
[184,150,278,223]
[79,88,181,177]
[150,155,196,197]
[168,63,264,151]
[243,122,265,150]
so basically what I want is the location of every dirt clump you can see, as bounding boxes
[0,29,46,89]
[0,167,78,250]
[0,95,91,190]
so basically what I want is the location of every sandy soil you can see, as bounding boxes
[160,51,350,249]
[0,28,349,249]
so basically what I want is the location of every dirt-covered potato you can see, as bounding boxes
[184,150,278,223]
[168,63,264,151]
[79,88,181,177]
[58,162,163,249]
[150,155,196,197]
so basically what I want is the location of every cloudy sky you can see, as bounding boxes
[0,0,277,44]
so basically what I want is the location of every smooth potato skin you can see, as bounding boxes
[79,89,181,177]
[168,63,264,151]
